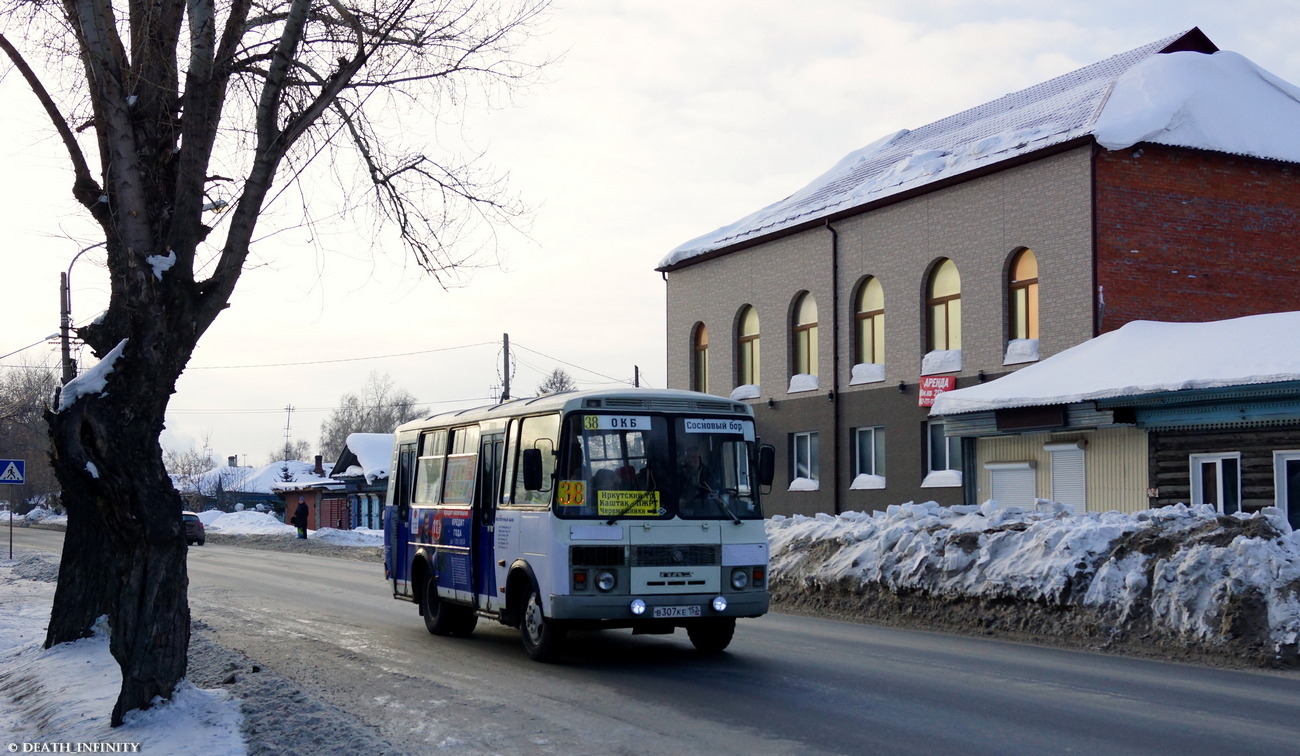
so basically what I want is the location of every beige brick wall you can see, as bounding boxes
[667,146,1097,397]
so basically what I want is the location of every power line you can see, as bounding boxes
[511,341,638,387]
[186,341,496,369]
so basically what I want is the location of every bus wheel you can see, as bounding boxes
[451,609,478,638]
[686,618,735,653]
[421,574,455,636]
[520,586,565,662]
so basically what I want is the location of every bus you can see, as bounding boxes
[383,388,775,661]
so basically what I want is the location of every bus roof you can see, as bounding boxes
[394,387,753,434]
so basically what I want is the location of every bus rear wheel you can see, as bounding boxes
[520,586,565,662]
[686,618,735,653]
[421,573,457,636]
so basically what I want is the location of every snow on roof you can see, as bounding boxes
[661,30,1300,268]
[930,311,1300,416]
[333,433,393,484]
[237,459,332,495]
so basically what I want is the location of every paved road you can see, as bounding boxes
[12,527,1300,754]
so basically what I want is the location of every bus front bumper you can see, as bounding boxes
[550,591,770,622]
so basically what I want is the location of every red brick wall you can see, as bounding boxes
[1094,145,1300,333]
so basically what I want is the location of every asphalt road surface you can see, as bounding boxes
[11,527,1300,754]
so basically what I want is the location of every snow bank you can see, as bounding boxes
[0,560,245,752]
[767,502,1300,651]
[204,510,295,536]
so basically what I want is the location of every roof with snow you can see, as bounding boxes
[930,311,1300,416]
[660,29,1300,269]
[331,433,393,485]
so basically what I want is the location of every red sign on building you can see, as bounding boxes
[918,376,956,407]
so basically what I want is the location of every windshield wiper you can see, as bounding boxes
[605,484,659,525]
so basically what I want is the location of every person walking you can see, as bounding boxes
[291,496,309,539]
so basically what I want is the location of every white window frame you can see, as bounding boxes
[792,431,819,482]
[1189,452,1241,514]
[853,426,885,477]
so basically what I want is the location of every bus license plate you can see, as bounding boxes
[652,605,701,619]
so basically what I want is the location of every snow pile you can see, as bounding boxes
[204,510,296,536]
[18,506,67,526]
[768,502,1300,651]
[312,527,383,546]
[0,559,245,753]
[202,511,382,546]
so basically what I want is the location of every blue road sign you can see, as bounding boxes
[0,460,25,484]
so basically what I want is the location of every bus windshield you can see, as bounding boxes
[556,413,761,521]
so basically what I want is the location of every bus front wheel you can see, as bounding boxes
[520,586,566,662]
[686,618,735,653]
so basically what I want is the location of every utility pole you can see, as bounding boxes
[60,242,106,384]
[501,333,511,401]
[283,405,295,460]
[634,365,640,388]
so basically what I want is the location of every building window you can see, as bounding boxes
[927,259,961,351]
[737,305,761,387]
[926,421,962,473]
[853,426,885,476]
[691,323,708,392]
[1190,453,1241,514]
[854,277,884,365]
[1274,451,1300,530]
[791,431,819,482]
[1009,248,1039,340]
[792,293,818,377]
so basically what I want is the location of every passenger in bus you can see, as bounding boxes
[677,442,714,515]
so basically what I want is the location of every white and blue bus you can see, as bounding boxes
[383,388,775,661]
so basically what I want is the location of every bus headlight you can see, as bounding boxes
[596,570,617,592]
[711,596,728,612]
[630,599,647,615]
[730,568,750,590]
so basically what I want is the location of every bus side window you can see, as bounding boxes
[513,414,559,507]
[395,442,416,515]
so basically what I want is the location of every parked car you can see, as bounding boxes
[183,511,206,546]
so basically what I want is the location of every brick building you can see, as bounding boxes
[657,29,1300,517]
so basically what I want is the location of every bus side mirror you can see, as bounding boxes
[522,448,543,491]
[758,444,776,487]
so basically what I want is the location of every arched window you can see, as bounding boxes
[691,323,709,392]
[854,277,884,364]
[1009,248,1039,340]
[926,259,961,351]
[792,293,818,376]
[737,306,761,386]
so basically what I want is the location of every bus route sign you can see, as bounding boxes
[0,459,25,485]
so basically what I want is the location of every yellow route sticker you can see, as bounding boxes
[596,490,661,517]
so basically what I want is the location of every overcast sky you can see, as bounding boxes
[2,1,1298,465]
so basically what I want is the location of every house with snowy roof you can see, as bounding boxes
[658,28,1300,517]
[277,433,393,530]
[930,311,1300,530]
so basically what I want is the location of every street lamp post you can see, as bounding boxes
[60,242,106,385]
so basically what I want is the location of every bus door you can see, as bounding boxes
[475,433,505,610]
[387,441,417,598]
[438,426,479,603]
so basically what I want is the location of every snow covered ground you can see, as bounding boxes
[3,501,1299,751]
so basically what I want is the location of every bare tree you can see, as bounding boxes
[0,362,60,509]
[318,371,420,460]
[0,0,548,724]
[267,438,313,466]
[536,367,576,395]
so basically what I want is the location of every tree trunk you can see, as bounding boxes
[46,341,191,727]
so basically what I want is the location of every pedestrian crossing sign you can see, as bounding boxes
[0,460,25,484]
